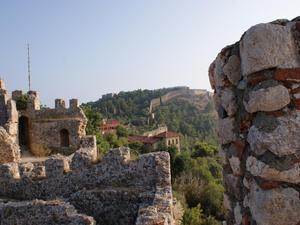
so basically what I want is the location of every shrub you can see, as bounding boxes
[16,94,28,111]
[182,204,204,225]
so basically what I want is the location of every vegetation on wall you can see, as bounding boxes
[15,94,29,111]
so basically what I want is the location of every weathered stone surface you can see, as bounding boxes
[228,156,242,176]
[0,199,96,225]
[218,117,236,144]
[240,23,300,76]
[246,156,300,184]
[248,111,300,156]
[4,99,18,142]
[69,188,141,225]
[220,88,238,116]
[211,18,300,225]
[234,203,242,225]
[0,162,20,180]
[0,148,175,225]
[71,135,97,170]
[224,174,241,200]
[223,193,232,211]
[0,127,20,163]
[249,182,300,225]
[45,154,70,178]
[223,55,242,85]
[243,85,290,113]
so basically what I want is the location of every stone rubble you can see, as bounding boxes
[0,146,175,225]
[209,17,300,225]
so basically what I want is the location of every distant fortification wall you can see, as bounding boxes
[209,18,300,225]
[0,140,174,224]
[149,87,208,113]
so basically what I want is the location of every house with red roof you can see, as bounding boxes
[100,119,120,135]
[128,128,180,151]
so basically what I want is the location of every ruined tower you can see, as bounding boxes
[209,18,300,225]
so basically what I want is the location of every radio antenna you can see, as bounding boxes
[27,43,31,91]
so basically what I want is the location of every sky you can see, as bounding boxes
[1,0,300,106]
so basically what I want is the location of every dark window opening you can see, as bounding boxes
[60,129,70,147]
[18,116,30,149]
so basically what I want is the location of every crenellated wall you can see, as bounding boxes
[209,17,300,225]
[0,143,174,225]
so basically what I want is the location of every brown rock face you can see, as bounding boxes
[0,127,20,163]
[209,17,300,225]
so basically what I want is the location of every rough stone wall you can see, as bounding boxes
[0,200,96,225]
[0,146,174,225]
[9,88,88,157]
[209,18,300,225]
[27,106,87,156]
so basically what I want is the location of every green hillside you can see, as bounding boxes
[82,87,225,224]
[84,86,217,148]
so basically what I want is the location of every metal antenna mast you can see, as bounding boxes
[27,43,31,91]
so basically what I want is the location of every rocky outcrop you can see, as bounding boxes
[0,127,20,163]
[209,17,300,225]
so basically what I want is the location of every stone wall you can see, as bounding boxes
[209,17,300,225]
[26,106,87,156]
[0,146,174,225]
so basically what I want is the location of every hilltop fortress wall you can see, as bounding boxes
[149,87,209,113]
[209,18,300,225]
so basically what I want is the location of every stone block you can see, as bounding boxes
[0,163,20,180]
[218,117,236,144]
[240,23,300,76]
[246,156,300,184]
[45,155,69,178]
[243,85,290,113]
[223,55,241,85]
[220,88,238,116]
[247,111,300,156]
[249,182,300,225]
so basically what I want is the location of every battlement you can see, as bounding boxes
[0,147,174,224]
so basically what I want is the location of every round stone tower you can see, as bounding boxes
[209,18,300,225]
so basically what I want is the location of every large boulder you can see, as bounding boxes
[240,23,300,76]
[249,181,300,225]
[0,126,20,163]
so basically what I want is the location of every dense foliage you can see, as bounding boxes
[81,87,225,224]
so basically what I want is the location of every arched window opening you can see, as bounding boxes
[60,129,70,147]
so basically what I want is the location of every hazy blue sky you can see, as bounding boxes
[1,0,300,106]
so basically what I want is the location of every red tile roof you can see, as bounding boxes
[128,135,160,144]
[154,131,179,138]
[101,119,120,130]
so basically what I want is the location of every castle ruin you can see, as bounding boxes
[0,81,175,224]
[0,80,87,162]
[210,17,300,225]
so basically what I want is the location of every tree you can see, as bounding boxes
[191,142,217,158]
[182,204,204,225]
[116,125,128,137]
[82,106,102,135]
